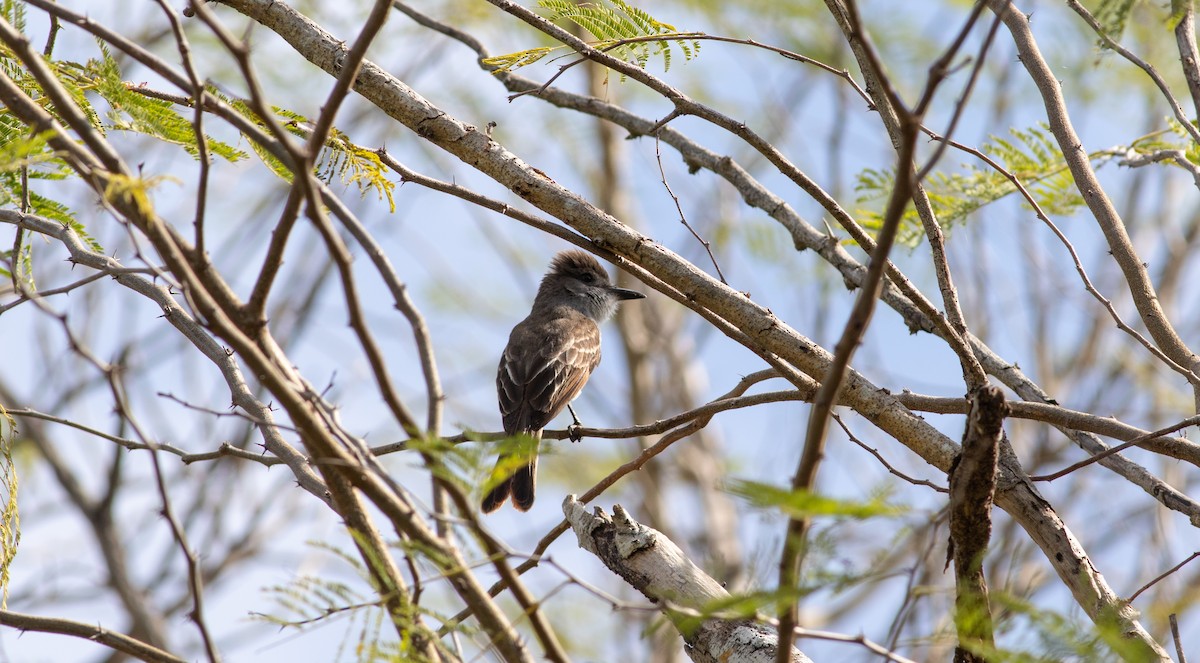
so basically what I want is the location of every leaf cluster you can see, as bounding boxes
[266,107,397,212]
[254,540,460,663]
[855,124,1091,246]
[0,37,400,294]
[727,478,907,519]
[0,405,17,611]
[482,0,700,74]
[970,593,1164,662]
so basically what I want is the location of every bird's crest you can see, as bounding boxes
[549,250,606,279]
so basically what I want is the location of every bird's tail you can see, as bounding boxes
[481,434,540,512]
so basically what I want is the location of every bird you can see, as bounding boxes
[481,250,645,512]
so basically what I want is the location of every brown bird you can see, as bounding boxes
[481,250,645,512]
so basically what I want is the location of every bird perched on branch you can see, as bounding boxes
[481,250,645,512]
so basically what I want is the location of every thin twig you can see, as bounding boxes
[154,0,212,256]
[1065,0,1200,146]
[653,133,727,284]
[914,3,1004,182]
[1127,551,1200,604]
[1171,613,1188,663]
[995,0,1200,409]
[0,210,328,499]
[910,1,1005,392]
[1119,148,1200,188]
[788,625,919,663]
[437,369,781,635]
[776,3,994,656]
[0,610,186,663]
[10,166,27,293]
[110,372,222,663]
[922,127,1200,385]
[1031,415,1200,482]
[833,414,947,492]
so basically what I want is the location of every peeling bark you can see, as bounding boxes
[564,496,812,663]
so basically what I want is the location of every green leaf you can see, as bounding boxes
[321,129,396,213]
[484,0,700,75]
[0,404,19,610]
[223,102,397,209]
[85,47,247,162]
[1094,0,1138,42]
[0,128,58,173]
[727,479,906,519]
[855,123,1093,247]
[482,46,559,73]
[1,0,26,33]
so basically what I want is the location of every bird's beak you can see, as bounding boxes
[609,286,646,301]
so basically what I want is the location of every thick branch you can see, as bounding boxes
[947,386,1006,661]
[563,497,812,663]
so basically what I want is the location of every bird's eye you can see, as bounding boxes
[579,272,596,283]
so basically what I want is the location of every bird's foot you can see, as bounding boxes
[567,404,584,442]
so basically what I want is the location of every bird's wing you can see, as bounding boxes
[498,314,601,434]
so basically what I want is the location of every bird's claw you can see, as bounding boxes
[568,423,583,443]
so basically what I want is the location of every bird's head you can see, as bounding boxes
[540,250,645,321]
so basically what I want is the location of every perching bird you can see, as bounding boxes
[481,250,645,512]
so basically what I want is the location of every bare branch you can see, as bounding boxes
[1065,0,1200,146]
[1128,551,1200,604]
[0,610,186,663]
[994,0,1200,406]
[653,134,727,284]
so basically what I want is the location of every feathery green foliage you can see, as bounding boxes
[85,46,247,162]
[482,0,699,74]
[1,38,399,233]
[0,127,57,174]
[323,130,396,212]
[1,0,25,33]
[855,124,1090,246]
[0,119,101,257]
[255,540,450,663]
[255,542,388,661]
[727,479,906,519]
[239,106,397,211]
[1093,0,1139,41]
[483,46,557,73]
[0,404,19,610]
[977,593,1164,662]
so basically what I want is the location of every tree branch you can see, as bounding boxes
[0,611,186,663]
[563,497,812,663]
[947,386,1006,660]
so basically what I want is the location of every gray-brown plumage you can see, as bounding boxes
[482,250,645,512]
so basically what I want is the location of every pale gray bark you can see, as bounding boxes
[564,496,812,663]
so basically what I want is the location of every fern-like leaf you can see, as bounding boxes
[484,0,700,75]
[0,404,19,610]
[1,0,26,33]
[854,123,1093,247]
[84,47,246,162]
[224,103,396,209]
[481,46,557,73]
[322,130,396,212]
[1094,0,1138,41]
